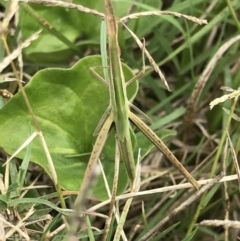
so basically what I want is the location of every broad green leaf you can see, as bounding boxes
[0,55,138,200]
[17,126,32,193]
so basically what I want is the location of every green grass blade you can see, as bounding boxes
[17,124,32,193]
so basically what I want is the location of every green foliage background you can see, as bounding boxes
[0,0,239,240]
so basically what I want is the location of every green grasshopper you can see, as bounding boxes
[75,0,200,204]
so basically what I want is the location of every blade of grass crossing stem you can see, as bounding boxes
[104,0,136,188]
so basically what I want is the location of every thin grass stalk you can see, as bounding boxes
[113,197,133,241]
[101,142,120,241]
[187,98,238,234]
[138,173,224,241]
[225,0,240,29]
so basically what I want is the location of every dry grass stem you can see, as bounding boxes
[1,0,18,31]
[0,30,42,72]
[194,119,214,140]
[67,158,102,238]
[5,207,35,239]
[122,21,170,91]
[210,88,240,109]
[0,73,19,83]
[121,11,207,25]
[0,1,237,240]
[0,174,5,194]
[21,173,46,198]
[3,131,38,166]
[17,0,105,18]
[1,208,32,240]
[223,139,230,241]
[172,0,218,44]
[138,172,224,241]
[74,112,113,207]
[230,57,240,75]
[38,131,58,186]
[226,132,240,189]
[199,220,240,228]
[0,214,5,241]
[88,173,238,212]
[49,224,68,238]
[185,34,240,128]
[81,211,108,220]
[22,185,53,190]
[112,154,141,241]
[99,162,127,241]
[24,214,52,226]
[1,18,62,206]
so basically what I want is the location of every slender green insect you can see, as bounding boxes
[76,0,200,204]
